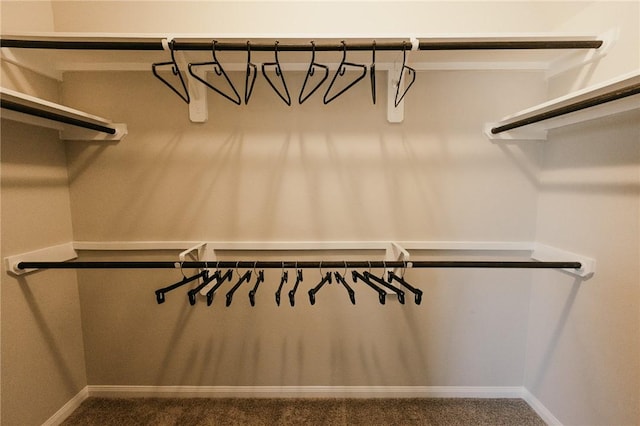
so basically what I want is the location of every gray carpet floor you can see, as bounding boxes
[62,398,546,425]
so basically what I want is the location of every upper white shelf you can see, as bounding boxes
[0,32,612,80]
[485,70,640,141]
[0,87,127,141]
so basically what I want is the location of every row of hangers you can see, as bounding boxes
[152,40,416,107]
[155,262,423,307]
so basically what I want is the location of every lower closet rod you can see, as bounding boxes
[0,99,118,134]
[17,260,582,270]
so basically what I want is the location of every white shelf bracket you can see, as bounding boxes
[178,242,210,288]
[546,28,618,79]
[531,243,596,279]
[385,242,410,275]
[60,123,128,141]
[178,242,207,263]
[484,122,548,142]
[4,243,77,276]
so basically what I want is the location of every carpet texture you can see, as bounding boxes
[62,397,546,425]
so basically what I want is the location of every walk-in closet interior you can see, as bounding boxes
[1,1,638,425]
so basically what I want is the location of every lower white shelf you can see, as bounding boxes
[0,87,127,141]
[486,70,640,141]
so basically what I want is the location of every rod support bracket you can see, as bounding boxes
[531,243,596,279]
[4,243,77,276]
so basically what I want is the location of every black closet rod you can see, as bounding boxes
[0,99,118,135]
[173,40,603,51]
[17,260,582,270]
[491,82,640,134]
[0,38,603,51]
[0,38,166,50]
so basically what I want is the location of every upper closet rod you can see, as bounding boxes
[0,38,166,50]
[16,260,582,270]
[0,38,603,52]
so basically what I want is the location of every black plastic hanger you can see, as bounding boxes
[155,268,207,304]
[248,269,265,307]
[323,41,367,104]
[370,41,377,104]
[364,270,405,304]
[152,40,190,104]
[388,269,422,305]
[188,41,241,105]
[299,41,329,104]
[352,270,386,304]
[394,42,416,107]
[262,41,291,106]
[288,268,304,307]
[334,271,356,305]
[244,41,258,104]
[225,268,252,307]
[187,268,220,305]
[308,270,332,305]
[205,269,233,306]
[275,266,288,306]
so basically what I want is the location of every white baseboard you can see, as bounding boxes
[522,387,563,426]
[87,385,524,399]
[46,385,561,426]
[42,386,89,426]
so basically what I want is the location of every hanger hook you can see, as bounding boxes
[179,260,186,279]
[152,39,190,104]
[370,40,377,105]
[309,41,316,76]
[211,40,223,76]
[394,40,416,107]
[274,41,282,76]
[339,41,348,76]
[168,40,181,75]
[244,41,258,105]
[343,261,348,277]
[319,260,323,278]
[367,261,372,274]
